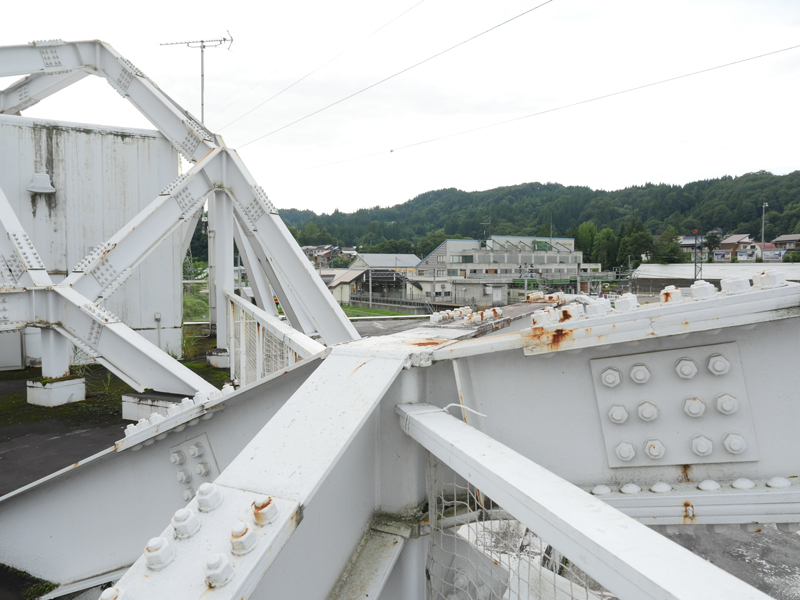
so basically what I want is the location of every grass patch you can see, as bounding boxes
[0,563,57,600]
[183,361,230,389]
[340,304,406,317]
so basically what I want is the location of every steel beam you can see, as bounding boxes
[397,404,771,600]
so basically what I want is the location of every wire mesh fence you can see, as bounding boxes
[229,298,298,387]
[427,455,616,600]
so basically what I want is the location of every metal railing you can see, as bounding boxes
[226,291,325,387]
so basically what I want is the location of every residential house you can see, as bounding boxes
[772,234,800,252]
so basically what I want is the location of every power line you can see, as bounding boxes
[206,67,280,122]
[218,0,427,131]
[239,0,555,147]
[299,42,800,171]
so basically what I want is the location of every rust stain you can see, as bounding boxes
[683,501,696,524]
[411,340,444,347]
[679,465,691,483]
[558,309,572,322]
[72,461,79,468]
[393,540,398,546]
[662,291,672,302]
[524,326,575,351]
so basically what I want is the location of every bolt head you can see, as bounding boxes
[675,358,698,379]
[629,364,651,384]
[230,520,258,555]
[204,553,234,588]
[607,404,629,424]
[691,435,714,457]
[600,367,622,388]
[707,354,731,376]
[188,443,205,458]
[195,461,211,476]
[253,495,279,525]
[197,482,224,512]
[182,487,195,502]
[615,441,636,461]
[171,507,201,539]
[683,396,706,418]
[644,438,666,459]
[144,536,175,571]
[176,468,192,484]
[723,432,747,455]
[637,401,659,422]
[170,451,186,465]
[99,587,125,600]
[715,393,738,415]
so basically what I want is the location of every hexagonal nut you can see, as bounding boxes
[675,358,698,379]
[253,495,279,525]
[600,367,622,388]
[706,354,731,376]
[683,396,706,418]
[715,393,738,415]
[176,468,192,484]
[691,434,714,457]
[204,553,234,588]
[607,404,629,424]
[188,442,205,458]
[171,507,201,539]
[723,432,747,455]
[144,536,175,571]
[629,364,651,384]
[644,438,666,459]
[637,401,659,422]
[99,587,127,600]
[230,520,258,555]
[182,487,195,502]
[195,461,211,477]
[615,441,636,461]
[197,482,224,512]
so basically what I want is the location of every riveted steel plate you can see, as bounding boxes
[591,342,758,468]
[169,432,220,500]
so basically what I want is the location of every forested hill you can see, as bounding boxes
[280,170,800,258]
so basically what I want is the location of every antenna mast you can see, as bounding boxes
[160,32,233,124]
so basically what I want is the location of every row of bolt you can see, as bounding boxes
[721,270,788,294]
[592,476,792,496]
[614,431,748,461]
[122,385,235,450]
[608,393,740,426]
[601,354,730,389]
[127,483,279,595]
[430,307,472,323]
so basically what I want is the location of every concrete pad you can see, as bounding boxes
[26,378,85,407]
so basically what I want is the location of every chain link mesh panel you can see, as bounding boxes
[229,300,299,387]
[427,455,615,600]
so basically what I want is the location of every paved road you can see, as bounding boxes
[0,420,126,497]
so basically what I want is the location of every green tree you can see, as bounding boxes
[575,221,597,254]
[591,228,618,269]
[651,226,687,264]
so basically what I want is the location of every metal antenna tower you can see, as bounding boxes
[160,32,233,124]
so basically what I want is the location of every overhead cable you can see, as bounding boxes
[217,0,427,131]
[300,42,800,171]
[239,0,555,147]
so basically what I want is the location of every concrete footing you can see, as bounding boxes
[121,391,187,421]
[27,378,86,407]
[206,348,230,369]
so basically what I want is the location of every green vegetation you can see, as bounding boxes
[339,305,407,317]
[233,170,800,271]
[0,564,57,600]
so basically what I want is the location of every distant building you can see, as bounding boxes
[414,236,602,305]
[318,268,366,304]
[720,234,754,251]
[350,253,420,274]
[772,234,800,252]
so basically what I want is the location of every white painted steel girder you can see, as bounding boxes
[51,286,216,395]
[0,359,320,588]
[62,148,222,301]
[232,219,277,315]
[112,350,408,599]
[397,403,771,600]
[0,40,215,163]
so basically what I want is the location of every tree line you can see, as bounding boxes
[190,170,800,270]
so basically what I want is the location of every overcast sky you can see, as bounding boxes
[3,0,799,214]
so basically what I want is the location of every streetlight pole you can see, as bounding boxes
[761,201,769,251]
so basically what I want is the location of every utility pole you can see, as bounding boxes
[761,201,769,254]
[160,32,233,124]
